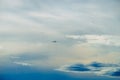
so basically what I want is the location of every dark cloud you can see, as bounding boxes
[89,62,104,67]
[59,62,120,78]
[89,62,120,67]
[67,64,90,71]
[110,69,120,77]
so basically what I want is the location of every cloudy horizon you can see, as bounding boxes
[0,0,120,80]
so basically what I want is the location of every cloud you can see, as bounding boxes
[1,0,120,35]
[0,0,120,74]
[0,0,24,8]
[28,12,66,20]
[89,62,119,67]
[10,56,20,59]
[66,35,120,46]
[110,69,120,77]
[57,62,120,78]
[67,64,90,71]
[13,61,32,66]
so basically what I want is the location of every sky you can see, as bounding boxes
[0,0,120,80]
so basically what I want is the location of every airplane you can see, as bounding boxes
[52,41,57,43]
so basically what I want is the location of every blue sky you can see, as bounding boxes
[0,0,120,80]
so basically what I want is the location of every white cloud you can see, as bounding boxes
[66,35,120,46]
[10,56,20,59]
[28,12,60,19]
[66,35,81,39]
[28,11,76,21]
[13,61,32,66]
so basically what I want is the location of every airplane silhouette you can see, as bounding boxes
[52,41,57,43]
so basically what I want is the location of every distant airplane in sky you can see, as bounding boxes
[52,41,57,43]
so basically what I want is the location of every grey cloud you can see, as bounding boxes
[58,62,120,78]
[1,0,120,35]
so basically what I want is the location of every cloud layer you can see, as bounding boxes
[0,0,120,79]
[57,62,120,78]
[66,35,120,46]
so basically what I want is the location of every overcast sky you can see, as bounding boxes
[0,0,120,79]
